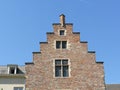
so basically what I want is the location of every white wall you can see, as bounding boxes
[0,77,25,90]
[0,84,25,90]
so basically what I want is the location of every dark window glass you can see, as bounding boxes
[10,68,15,74]
[14,87,23,90]
[60,30,65,35]
[62,60,68,65]
[56,41,67,49]
[62,41,67,49]
[55,59,69,77]
[56,41,61,49]
[55,60,61,65]
[63,66,69,77]
[55,66,61,77]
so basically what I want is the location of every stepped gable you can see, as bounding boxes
[25,14,105,90]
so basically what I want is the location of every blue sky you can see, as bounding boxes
[0,0,120,84]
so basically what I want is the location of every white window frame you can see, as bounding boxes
[58,29,66,36]
[7,65,17,74]
[53,59,71,78]
[56,41,67,49]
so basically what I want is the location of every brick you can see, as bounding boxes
[25,14,105,90]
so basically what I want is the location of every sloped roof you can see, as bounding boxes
[106,84,120,90]
[0,66,8,74]
[0,65,25,75]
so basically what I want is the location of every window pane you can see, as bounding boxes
[62,41,67,49]
[10,67,15,74]
[56,41,61,49]
[55,60,61,65]
[60,30,65,35]
[14,87,23,90]
[55,66,61,77]
[63,66,69,77]
[62,60,68,65]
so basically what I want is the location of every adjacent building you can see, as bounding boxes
[0,65,25,90]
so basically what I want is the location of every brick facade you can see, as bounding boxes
[25,14,105,90]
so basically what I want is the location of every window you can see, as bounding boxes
[56,41,67,49]
[7,65,18,74]
[56,41,61,49]
[62,41,67,49]
[14,87,23,90]
[60,30,65,35]
[55,59,69,77]
[10,67,15,74]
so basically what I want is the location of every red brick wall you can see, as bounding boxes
[25,16,105,90]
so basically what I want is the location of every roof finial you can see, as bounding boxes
[60,14,65,27]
